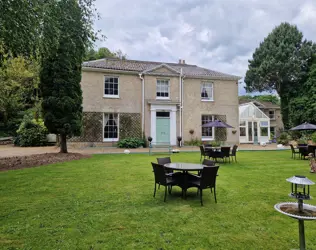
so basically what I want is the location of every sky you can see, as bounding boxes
[94,0,316,95]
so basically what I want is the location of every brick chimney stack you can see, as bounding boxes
[178,59,186,64]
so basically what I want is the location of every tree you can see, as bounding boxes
[239,94,280,105]
[288,62,316,125]
[84,47,127,61]
[244,22,315,128]
[0,50,39,131]
[40,0,94,153]
[0,0,43,57]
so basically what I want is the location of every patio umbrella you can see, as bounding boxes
[202,119,233,128]
[289,122,316,131]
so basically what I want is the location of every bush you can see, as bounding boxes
[289,130,301,141]
[184,137,202,146]
[15,114,48,147]
[297,137,308,145]
[117,138,144,148]
[277,132,290,145]
[210,141,221,147]
[311,132,316,144]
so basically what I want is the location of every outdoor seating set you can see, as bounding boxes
[290,144,316,160]
[151,157,219,205]
[289,122,316,160]
[199,144,238,163]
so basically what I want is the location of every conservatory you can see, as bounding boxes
[239,102,270,144]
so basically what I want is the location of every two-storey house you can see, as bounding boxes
[72,58,241,146]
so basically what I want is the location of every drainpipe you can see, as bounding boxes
[179,68,183,146]
[139,73,145,134]
[181,74,184,146]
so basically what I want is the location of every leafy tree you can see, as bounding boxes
[244,22,315,128]
[40,0,95,153]
[0,50,39,130]
[84,47,127,61]
[0,0,43,57]
[288,62,316,125]
[239,94,280,105]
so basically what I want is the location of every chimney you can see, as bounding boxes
[178,59,186,64]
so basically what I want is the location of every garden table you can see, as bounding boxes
[205,146,222,152]
[164,162,205,198]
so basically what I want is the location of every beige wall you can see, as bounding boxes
[81,69,240,144]
[182,78,239,144]
[144,74,180,138]
[262,108,284,134]
[143,74,180,101]
[81,70,142,113]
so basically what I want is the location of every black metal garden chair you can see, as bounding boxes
[230,145,238,162]
[199,145,211,161]
[188,166,219,206]
[290,144,300,159]
[151,162,178,202]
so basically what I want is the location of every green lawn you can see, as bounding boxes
[1,151,316,250]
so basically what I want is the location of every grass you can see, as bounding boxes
[1,151,316,249]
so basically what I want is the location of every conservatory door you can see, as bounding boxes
[248,122,253,142]
[247,121,259,143]
[253,122,258,144]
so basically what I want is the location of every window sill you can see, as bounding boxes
[103,95,119,99]
[201,99,214,102]
[201,137,214,141]
[156,97,170,100]
[103,138,119,142]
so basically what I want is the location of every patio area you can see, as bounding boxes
[0,143,290,158]
[1,151,315,249]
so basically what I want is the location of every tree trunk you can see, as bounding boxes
[280,97,289,129]
[60,133,68,153]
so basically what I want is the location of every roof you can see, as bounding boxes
[82,58,241,80]
[238,99,280,109]
[239,102,269,120]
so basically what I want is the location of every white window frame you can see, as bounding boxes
[104,76,119,98]
[239,120,246,137]
[269,110,275,119]
[201,82,214,101]
[156,79,170,100]
[201,115,215,141]
[103,113,119,142]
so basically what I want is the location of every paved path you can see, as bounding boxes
[0,143,289,158]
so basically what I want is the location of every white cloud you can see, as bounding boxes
[93,0,316,95]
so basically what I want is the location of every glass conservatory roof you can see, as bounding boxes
[239,102,269,119]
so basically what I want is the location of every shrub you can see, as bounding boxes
[277,132,290,145]
[117,138,144,148]
[289,130,301,140]
[15,114,48,147]
[211,141,221,147]
[311,132,316,144]
[297,137,308,145]
[184,137,202,146]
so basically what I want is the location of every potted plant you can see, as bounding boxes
[269,132,274,143]
[177,136,182,147]
[147,136,153,147]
